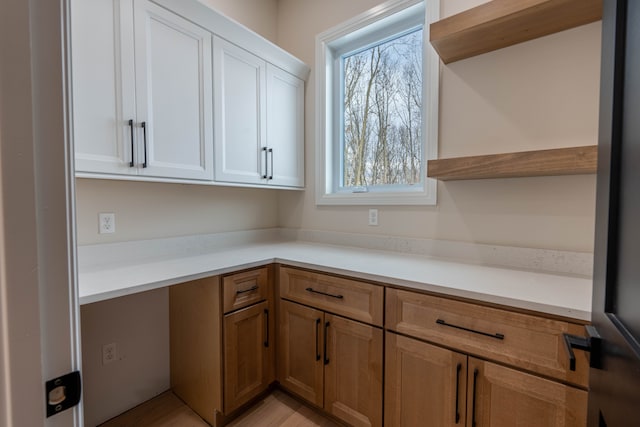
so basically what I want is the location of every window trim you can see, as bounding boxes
[315,0,439,206]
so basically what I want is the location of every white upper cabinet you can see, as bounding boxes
[72,0,308,187]
[213,37,267,185]
[71,0,137,176]
[213,38,305,188]
[267,65,305,188]
[134,1,213,180]
[72,0,213,181]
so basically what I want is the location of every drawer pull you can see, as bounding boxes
[236,285,259,295]
[455,363,461,423]
[436,319,505,340]
[305,287,344,300]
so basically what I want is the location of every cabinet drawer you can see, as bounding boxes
[386,288,589,387]
[223,267,269,313]
[279,266,384,326]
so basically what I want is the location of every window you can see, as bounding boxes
[316,0,439,205]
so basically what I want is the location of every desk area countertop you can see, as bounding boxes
[78,237,592,321]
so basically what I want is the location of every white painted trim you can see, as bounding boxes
[74,173,306,190]
[0,0,47,424]
[315,0,440,206]
[0,0,82,425]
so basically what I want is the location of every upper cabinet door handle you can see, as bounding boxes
[141,121,148,168]
[262,147,268,179]
[268,148,273,180]
[128,119,135,167]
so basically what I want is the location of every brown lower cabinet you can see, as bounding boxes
[385,332,588,427]
[169,265,588,427]
[170,266,274,426]
[278,299,383,427]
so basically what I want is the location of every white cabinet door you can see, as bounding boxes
[71,0,137,175]
[213,36,267,184]
[266,65,304,188]
[134,0,213,180]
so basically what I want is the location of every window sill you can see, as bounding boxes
[316,188,437,206]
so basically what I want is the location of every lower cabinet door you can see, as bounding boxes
[278,300,325,407]
[467,358,588,427]
[324,314,383,427]
[385,332,467,427]
[223,301,270,413]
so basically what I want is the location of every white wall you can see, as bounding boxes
[81,290,169,426]
[276,0,600,252]
[197,0,278,42]
[75,179,279,245]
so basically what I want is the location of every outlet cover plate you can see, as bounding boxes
[102,342,117,365]
[99,213,116,234]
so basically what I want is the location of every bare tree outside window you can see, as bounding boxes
[342,28,423,188]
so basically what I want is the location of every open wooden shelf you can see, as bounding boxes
[427,145,597,181]
[430,0,602,64]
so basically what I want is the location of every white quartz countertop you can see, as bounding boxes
[78,240,592,321]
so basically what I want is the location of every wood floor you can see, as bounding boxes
[99,389,341,427]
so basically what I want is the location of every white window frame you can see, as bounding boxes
[315,0,439,206]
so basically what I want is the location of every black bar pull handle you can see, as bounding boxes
[263,309,269,348]
[436,319,504,340]
[128,119,135,167]
[323,321,330,365]
[141,121,148,168]
[455,363,462,424]
[262,147,268,179]
[315,318,321,361]
[305,287,344,300]
[472,368,478,427]
[268,148,273,180]
[236,285,259,295]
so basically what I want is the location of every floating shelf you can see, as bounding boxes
[430,0,603,64]
[427,145,597,181]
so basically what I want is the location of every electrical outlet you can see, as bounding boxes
[99,213,116,234]
[368,209,378,226]
[102,342,117,365]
